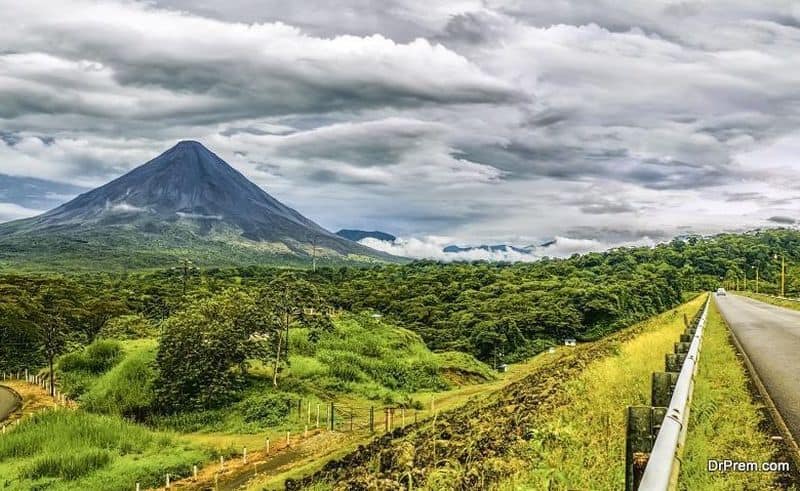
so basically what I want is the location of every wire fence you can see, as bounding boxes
[0,368,443,489]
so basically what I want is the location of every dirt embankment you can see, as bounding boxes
[288,307,697,490]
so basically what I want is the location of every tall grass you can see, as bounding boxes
[286,313,493,398]
[0,409,209,490]
[678,301,777,490]
[81,343,157,418]
[497,295,707,490]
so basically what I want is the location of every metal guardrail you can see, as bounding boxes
[637,297,710,491]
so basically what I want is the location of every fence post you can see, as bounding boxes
[265,438,270,453]
[370,406,374,433]
[316,404,320,428]
[243,447,247,464]
[330,402,335,431]
[384,408,389,432]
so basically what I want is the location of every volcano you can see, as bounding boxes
[0,141,398,269]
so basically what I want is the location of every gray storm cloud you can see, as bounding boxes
[1,0,800,251]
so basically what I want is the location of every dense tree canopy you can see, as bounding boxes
[1,229,798,371]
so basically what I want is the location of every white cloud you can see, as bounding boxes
[2,0,800,246]
[360,235,657,262]
[0,202,44,222]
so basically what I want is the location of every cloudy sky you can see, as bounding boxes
[2,0,800,258]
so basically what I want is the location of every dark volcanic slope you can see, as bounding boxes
[336,229,397,242]
[28,141,329,241]
[0,141,394,265]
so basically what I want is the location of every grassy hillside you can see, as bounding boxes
[0,224,399,272]
[55,313,494,434]
[496,295,706,490]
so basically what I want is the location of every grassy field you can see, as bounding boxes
[678,300,779,490]
[0,409,210,491]
[496,294,707,490]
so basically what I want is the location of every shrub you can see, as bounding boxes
[99,314,156,339]
[83,340,123,373]
[23,450,112,480]
[58,340,122,375]
[237,393,294,425]
[82,348,156,419]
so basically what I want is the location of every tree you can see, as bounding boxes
[34,288,78,396]
[154,289,262,412]
[255,273,330,387]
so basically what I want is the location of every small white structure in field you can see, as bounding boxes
[548,347,556,354]
[564,338,577,347]
[497,363,508,373]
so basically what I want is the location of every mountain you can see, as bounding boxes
[336,229,397,242]
[443,244,534,254]
[0,141,399,270]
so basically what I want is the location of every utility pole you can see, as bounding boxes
[312,238,317,272]
[782,255,786,298]
[309,234,318,272]
[180,258,193,296]
[774,254,785,297]
[756,267,759,294]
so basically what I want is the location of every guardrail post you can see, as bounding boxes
[651,372,679,408]
[674,341,691,354]
[665,353,686,373]
[625,406,667,491]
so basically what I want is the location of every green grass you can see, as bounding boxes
[154,314,494,433]
[54,314,494,437]
[497,294,708,490]
[57,339,157,405]
[81,342,157,418]
[0,409,210,491]
[678,300,778,490]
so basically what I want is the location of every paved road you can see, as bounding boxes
[716,294,800,441]
[0,385,20,422]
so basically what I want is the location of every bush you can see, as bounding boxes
[237,393,294,425]
[82,348,156,419]
[23,450,112,480]
[99,314,156,340]
[58,340,122,375]
[83,340,123,373]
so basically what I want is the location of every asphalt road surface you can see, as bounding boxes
[716,294,800,441]
[0,385,20,422]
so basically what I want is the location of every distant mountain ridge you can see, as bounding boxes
[0,141,398,270]
[336,229,397,242]
[442,240,557,255]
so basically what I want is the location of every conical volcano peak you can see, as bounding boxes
[0,141,396,266]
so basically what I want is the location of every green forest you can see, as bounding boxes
[2,228,797,376]
[1,228,797,489]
